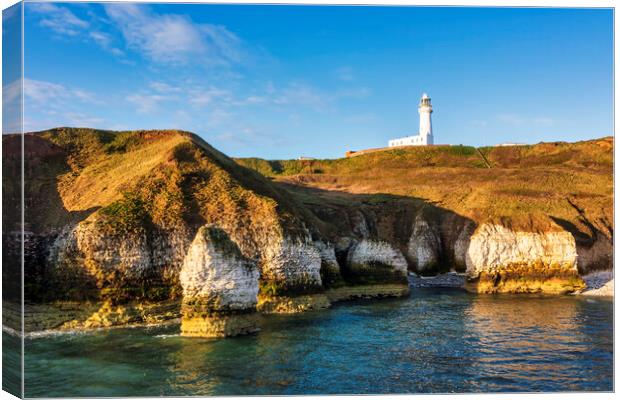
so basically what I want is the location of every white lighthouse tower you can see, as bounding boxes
[418,93,433,145]
[388,92,435,147]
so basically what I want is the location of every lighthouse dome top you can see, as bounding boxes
[422,92,429,99]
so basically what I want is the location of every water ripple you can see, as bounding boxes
[17,289,613,396]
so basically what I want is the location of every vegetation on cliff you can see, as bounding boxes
[235,138,612,235]
[14,128,322,305]
[236,137,613,273]
[3,128,612,334]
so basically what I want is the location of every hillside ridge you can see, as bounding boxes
[2,128,613,336]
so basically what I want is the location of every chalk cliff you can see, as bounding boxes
[180,225,259,337]
[4,130,612,337]
[464,223,584,294]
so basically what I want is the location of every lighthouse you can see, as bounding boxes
[418,93,433,144]
[388,93,435,147]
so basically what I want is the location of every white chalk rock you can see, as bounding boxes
[346,239,408,280]
[465,223,578,278]
[180,225,259,311]
[261,237,322,288]
[407,215,441,273]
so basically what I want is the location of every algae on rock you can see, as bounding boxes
[179,225,260,337]
[465,223,585,294]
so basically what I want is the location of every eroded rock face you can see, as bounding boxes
[576,235,613,274]
[181,313,260,338]
[350,210,370,238]
[179,225,260,337]
[344,239,408,284]
[257,293,331,314]
[314,241,342,287]
[261,237,322,292]
[452,222,474,271]
[407,215,441,274]
[465,223,584,294]
[48,223,153,299]
[75,223,151,279]
[180,225,259,311]
[47,219,189,301]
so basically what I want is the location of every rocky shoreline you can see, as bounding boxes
[8,269,611,339]
[3,130,612,339]
[579,270,614,297]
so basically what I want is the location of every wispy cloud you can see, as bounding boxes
[335,66,355,81]
[103,4,241,66]
[28,3,125,57]
[24,79,99,104]
[29,3,89,36]
[3,80,22,134]
[63,112,105,127]
[3,79,21,105]
[88,30,125,56]
[188,87,233,107]
[22,79,103,131]
[149,81,183,94]
[274,83,327,110]
[126,77,371,120]
[24,79,66,103]
[126,93,171,114]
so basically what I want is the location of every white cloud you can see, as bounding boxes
[103,4,241,66]
[89,31,111,47]
[29,3,89,36]
[270,82,370,111]
[21,79,104,131]
[207,108,235,125]
[126,93,169,114]
[28,3,126,57]
[189,87,233,107]
[274,83,326,110]
[3,80,22,133]
[63,112,105,127]
[24,79,98,105]
[240,95,268,105]
[3,80,21,105]
[149,82,183,94]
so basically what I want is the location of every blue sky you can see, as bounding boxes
[20,3,613,159]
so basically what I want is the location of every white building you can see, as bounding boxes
[388,93,434,147]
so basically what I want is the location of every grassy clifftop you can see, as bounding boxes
[17,128,314,243]
[12,128,612,242]
[13,128,329,303]
[235,137,613,237]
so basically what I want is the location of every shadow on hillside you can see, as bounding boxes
[550,215,613,274]
[3,134,102,303]
[274,181,478,274]
[549,216,596,246]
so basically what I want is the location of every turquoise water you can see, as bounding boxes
[21,289,613,396]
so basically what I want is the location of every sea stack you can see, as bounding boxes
[180,225,260,337]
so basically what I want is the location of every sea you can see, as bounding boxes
[6,287,613,396]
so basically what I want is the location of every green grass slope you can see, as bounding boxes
[235,137,613,237]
